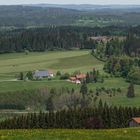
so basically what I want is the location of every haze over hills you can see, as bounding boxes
[0,4,140,28]
[27,4,140,11]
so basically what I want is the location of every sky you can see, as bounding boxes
[0,0,140,5]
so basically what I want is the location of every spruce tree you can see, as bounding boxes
[86,72,90,83]
[19,72,24,80]
[127,83,135,98]
[80,82,88,98]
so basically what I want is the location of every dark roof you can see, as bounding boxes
[34,70,49,77]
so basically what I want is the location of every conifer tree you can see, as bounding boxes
[80,82,88,98]
[127,83,135,98]
[86,72,90,83]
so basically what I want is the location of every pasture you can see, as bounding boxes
[0,50,103,80]
[0,128,140,140]
[0,50,139,107]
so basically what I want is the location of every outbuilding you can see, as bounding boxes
[129,117,140,127]
[33,70,54,79]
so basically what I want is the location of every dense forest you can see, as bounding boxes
[0,26,140,53]
[0,6,140,28]
[0,104,140,129]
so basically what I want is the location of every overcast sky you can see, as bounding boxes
[0,0,140,5]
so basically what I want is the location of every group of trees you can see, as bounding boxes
[86,69,101,83]
[18,71,33,80]
[127,68,140,85]
[0,104,140,129]
[104,56,133,77]
[0,104,25,110]
[124,34,140,57]
[0,26,140,53]
[95,87,122,97]
[0,26,98,53]
[104,56,140,84]
[103,35,140,58]
[93,33,140,62]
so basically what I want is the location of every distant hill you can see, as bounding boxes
[0,5,140,28]
[27,4,140,11]
[0,6,82,27]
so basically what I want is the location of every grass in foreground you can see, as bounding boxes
[0,128,140,140]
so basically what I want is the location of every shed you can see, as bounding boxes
[129,117,140,127]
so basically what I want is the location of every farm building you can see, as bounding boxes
[129,117,140,127]
[69,73,86,84]
[89,36,111,42]
[89,36,126,43]
[76,73,86,80]
[33,70,54,79]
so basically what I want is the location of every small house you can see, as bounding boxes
[69,73,86,84]
[76,74,86,80]
[75,80,81,84]
[129,117,140,127]
[69,77,77,82]
[33,70,54,79]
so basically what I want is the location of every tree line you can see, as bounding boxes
[0,103,140,129]
[104,56,140,84]
[1,26,140,53]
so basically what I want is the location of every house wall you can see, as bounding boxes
[49,73,54,77]
[129,120,140,127]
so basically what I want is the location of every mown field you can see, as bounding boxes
[0,128,140,140]
[0,50,140,107]
[0,50,103,80]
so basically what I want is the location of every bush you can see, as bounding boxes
[60,73,70,80]
[56,71,61,76]
[127,69,140,85]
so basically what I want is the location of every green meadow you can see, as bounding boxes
[0,50,103,79]
[0,128,140,140]
[0,50,139,107]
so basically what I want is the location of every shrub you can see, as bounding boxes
[60,73,70,80]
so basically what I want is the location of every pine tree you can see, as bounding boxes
[80,82,88,97]
[46,96,54,111]
[127,83,135,98]
[26,71,33,80]
[19,72,24,80]
[86,72,90,83]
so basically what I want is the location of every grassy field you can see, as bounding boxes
[0,78,139,107]
[0,50,140,107]
[0,50,103,80]
[0,128,140,140]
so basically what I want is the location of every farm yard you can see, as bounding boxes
[0,128,140,140]
[0,50,139,107]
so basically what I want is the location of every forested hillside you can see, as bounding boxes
[0,5,140,28]
[0,6,81,27]
[0,26,140,54]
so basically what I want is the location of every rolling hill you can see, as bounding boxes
[0,5,140,28]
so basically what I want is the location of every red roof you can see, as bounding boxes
[76,74,86,79]
[132,117,140,123]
